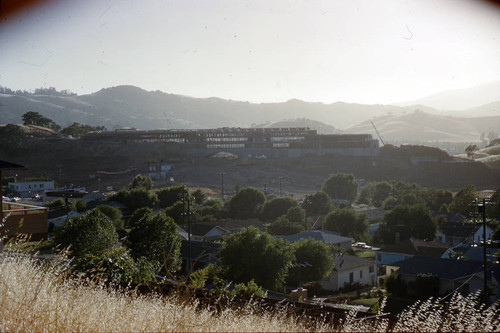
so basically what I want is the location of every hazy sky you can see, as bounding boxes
[1,0,499,104]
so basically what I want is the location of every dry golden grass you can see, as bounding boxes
[0,253,499,332]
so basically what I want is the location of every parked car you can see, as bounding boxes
[10,197,21,202]
[32,194,42,200]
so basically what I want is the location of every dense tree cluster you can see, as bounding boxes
[321,173,357,202]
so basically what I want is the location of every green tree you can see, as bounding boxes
[228,187,266,219]
[323,208,368,239]
[287,238,334,286]
[358,183,375,205]
[156,185,189,208]
[286,206,305,224]
[261,196,299,222]
[0,124,25,154]
[52,209,120,258]
[129,174,153,190]
[449,184,477,215]
[61,122,106,138]
[165,200,189,225]
[75,246,156,284]
[219,226,294,290]
[191,188,208,204]
[268,215,304,235]
[465,144,478,159]
[376,205,437,245]
[372,182,392,207]
[128,213,181,272]
[321,173,357,202]
[96,204,124,231]
[112,188,158,212]
[70,198,87,212]
[487,187,500,218]
[302,191,330,215]
[196,197,224,222]
[127,207,152,229]
[21,111,60,131]
[425,188,453,211]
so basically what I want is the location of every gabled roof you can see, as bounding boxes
[180,240,220,264]
[204,226,231,238]
[439,223,489,238]
[464,247,499,262]
[333,253,375,272]
[277,230,353,245]
[393,256,483,280]
[432,212,467,223]
[378,237,449,257]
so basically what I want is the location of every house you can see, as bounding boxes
[432,212,467,224]
[180,240,220,272]
[8,180,55,197]
[436,223,494,247]
[320,253,377,291]
[375,237,450,273]
[276,230,353,250]
[1,201,48,241]
[464,246,499,262]
[179,224,232,242]
[47,210,81,228]
[391,256,486,297]
[146,160,172,180]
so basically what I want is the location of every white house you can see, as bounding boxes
[8,180,55,197]
[276,230,353,250]
[320,253,377,291]
[436,224,494,247]
[375,237,450,269]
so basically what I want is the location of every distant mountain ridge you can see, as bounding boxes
[397,81,500,111]
[347,110,500,143]
[0,85,499,144]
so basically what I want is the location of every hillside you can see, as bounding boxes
[0,85,425,130]
[346,110,500,144]
[398,81,500,111]
[2,85,499,146]
[255,118,341,134]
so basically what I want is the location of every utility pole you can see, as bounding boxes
[475,197,491,304]
[221,172,225,202]
[182,187,192,271]
[279,177,282,196]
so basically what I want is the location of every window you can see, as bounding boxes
[360,270,363,278]
[377,254,382,261]
[369,265,374,273]
[40,184,44,188]
[349,272,354,283]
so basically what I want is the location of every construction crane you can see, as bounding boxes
[370,120,386,146]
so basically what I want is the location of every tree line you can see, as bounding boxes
[47,170,500,295]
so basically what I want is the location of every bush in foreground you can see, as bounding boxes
[1,253,499,332]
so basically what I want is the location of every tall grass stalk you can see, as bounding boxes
[0,253,499,332]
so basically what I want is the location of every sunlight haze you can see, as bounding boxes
[1,0,499,105]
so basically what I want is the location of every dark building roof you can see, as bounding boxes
[180,240,220,265]
[432,212,467,223]
[0,160,26,170]
[333,253,375,272]
[378,237,449,257]
[276,230,353,245]
[439,223,481,238]
[464,247,499,262]
[393,256,483,280]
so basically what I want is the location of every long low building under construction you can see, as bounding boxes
[83,127,379,157]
